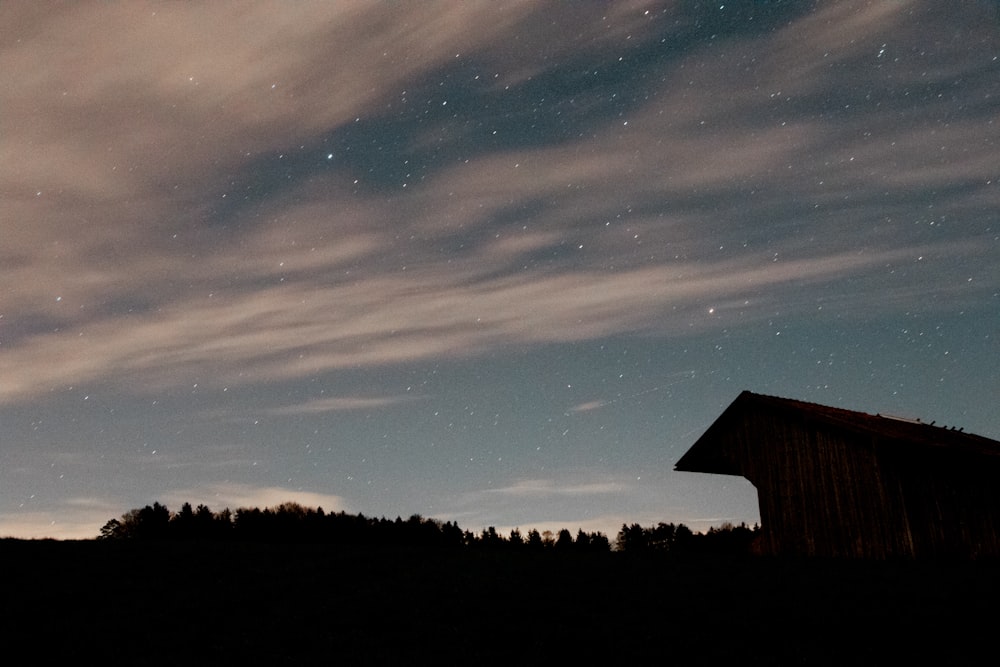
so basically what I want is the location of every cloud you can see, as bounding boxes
[0,1,996,410]
[267,394,422,416]
[0,485,347,539]
[433,474,635,536]
[161,483,347,513]
[0,230,979,405]
[567,400,609,414]
[487,478,625,497]
[0,497,121,540]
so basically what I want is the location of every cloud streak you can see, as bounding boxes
[161,483,347,514]
[487,478,625,497]
[0,239,967,404]
[267,395,422,416]
[4,3,996,406]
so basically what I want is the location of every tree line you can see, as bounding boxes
[615,520,759,556]
[98,501,757,555]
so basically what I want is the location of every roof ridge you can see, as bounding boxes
[736,390,999,451]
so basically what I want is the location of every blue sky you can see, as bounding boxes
[1,1,997,538]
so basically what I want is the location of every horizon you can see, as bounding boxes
[2,2,997,539]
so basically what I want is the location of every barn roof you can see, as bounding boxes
[675,390,1000,474]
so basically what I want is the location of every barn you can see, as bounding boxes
[675,391,1000,560]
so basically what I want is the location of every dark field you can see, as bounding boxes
[4,539,998,665]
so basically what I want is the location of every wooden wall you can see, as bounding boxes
[714,407,1000,559]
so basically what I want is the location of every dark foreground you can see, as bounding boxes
[3,539,998,665]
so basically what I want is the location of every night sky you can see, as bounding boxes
[2,2,998,539]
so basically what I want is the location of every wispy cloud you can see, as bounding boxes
[1,3,995,409]
[487,478,625,497]
[267,394,423,416]
[0,486,347,539]
[433,474,634,533]
[0,497,121,540]
[161,483,347,513]
[567,400,609,414]
[0,239,972,405]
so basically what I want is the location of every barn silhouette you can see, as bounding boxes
[676,391,1000,559]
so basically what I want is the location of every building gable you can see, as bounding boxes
[676,391,1000,559]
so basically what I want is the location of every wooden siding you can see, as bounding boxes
[676,392,1000,560]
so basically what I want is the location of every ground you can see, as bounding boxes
[3,539,996,664]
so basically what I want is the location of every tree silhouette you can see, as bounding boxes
[98,518,122,540]
[526,529,543,550]
[95,499,749,557]
[555,528,574,550]
[588,531,611,552]
[615,523,649,552]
